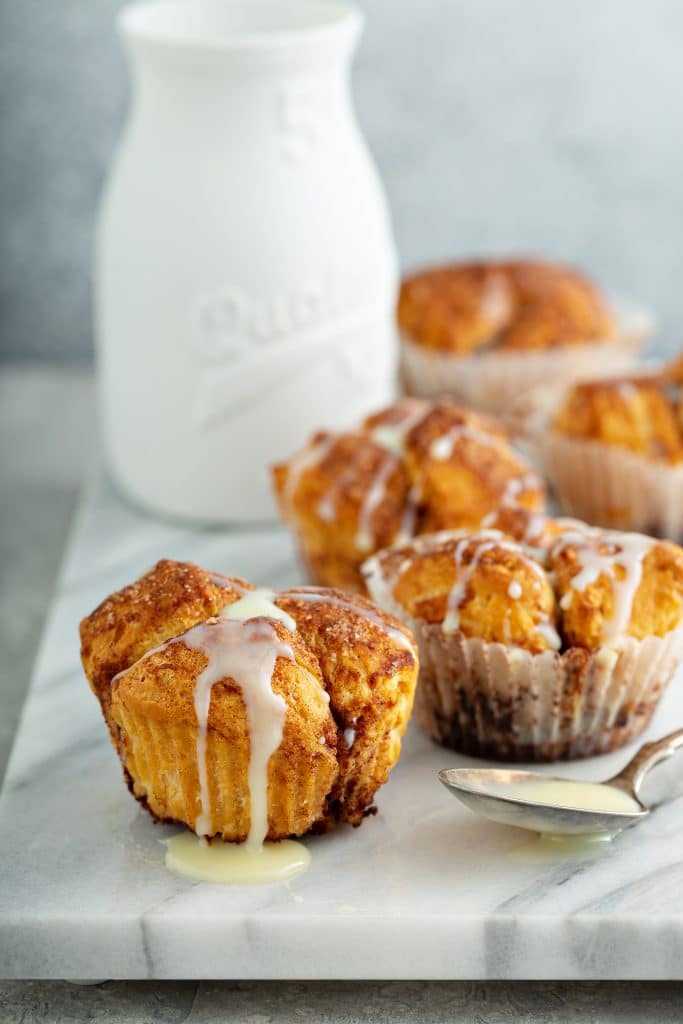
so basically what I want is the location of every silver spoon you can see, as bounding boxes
[438,727,683,835]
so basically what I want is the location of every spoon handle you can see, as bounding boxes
[610,727,683,796]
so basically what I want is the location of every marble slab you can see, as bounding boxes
[2,473,683,981]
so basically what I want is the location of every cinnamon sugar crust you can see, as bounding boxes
[272,398,545,593]
[365,519,683,653]
[80,561,418,840]
[553,371,683,464]
[398,259,615,355]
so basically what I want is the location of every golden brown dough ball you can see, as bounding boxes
[111,617,338,840]
[80,562,419,840]
[80,559,250,739]
[384,531,559,654]
[499,261,615,351]
[398,259,615,354]
[553,378,683,463]
[549,530,683,647]
[272,398,545,593]
[402,402,543,535]
[397,263,513,354]
[272,430,411,592]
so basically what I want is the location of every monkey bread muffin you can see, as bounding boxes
[272,397,545,593]
[541,355,683,539]
[364,515,683,761]
[398,259,650,424]
[80,560,418,843]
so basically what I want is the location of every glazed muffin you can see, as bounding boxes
[398,259,650,424]
[80,560,418,841]
[541,357,683,539]
[272,398,545,593]
[364,518,683,761]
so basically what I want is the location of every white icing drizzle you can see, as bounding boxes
[369,402,431,458]
[520,512,547,546]
[314,407,431,544]
[480,474,543,537]
[356,454,399,552]
[552,529,654,644]
[209,573,248,592]
[343,727,356,748]
[221,588,297,632]
[443,532,508,633]
[616,382,637,401]
[180,617,293,847]
[480,272,511,322]
[429,423,502,461]
[396,485,421,546]
[280,586,416,656]
[534,622,562,651]
[442,530,559,649]
[284,436,333,516]
[316,459,362,523]
[498,473,540,508]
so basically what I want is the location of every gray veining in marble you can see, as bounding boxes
[2,463,683,981]
[4,367,683,1018]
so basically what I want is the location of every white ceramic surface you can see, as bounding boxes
[95,0,398,524]
[2,473,683,980]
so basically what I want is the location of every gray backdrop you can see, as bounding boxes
[2,0,683,362]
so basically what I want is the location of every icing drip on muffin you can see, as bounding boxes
[220,588,296,630]
[369,400,432,458]
[550,529,654,645]
[356,454,400,552]
[429,422,502,461]
[364,519,683,654]
[81,560,420,844]
[272,398,546,593]
[179,617,293,845]
[279,586,416,656]
[282,434,334,517]
[442,531,559,649]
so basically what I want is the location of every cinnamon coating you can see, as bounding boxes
[549,532,683,647]
[398,259,615,354]
[272,398,545,592]
[80,560,418,840]
[553,372,683,464]
[385,532,558,654]
[80,559,250,741]
[364,518,683,653]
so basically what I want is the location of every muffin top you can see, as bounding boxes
[398,259,616,355]
[363,515,683,653]
[80,560,419,836]
[553,362,683,463]
[272,398,545,590]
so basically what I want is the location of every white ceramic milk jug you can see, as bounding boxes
[96,0,398,522]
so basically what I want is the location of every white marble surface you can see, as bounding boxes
[3,471,683,981]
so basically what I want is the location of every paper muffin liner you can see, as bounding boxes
[399,298,653,425]
[112,705,333,839]
[363,564,683,761]
[409,627,683,761]
[538,432,683,541]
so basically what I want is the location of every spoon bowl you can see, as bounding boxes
[439,726,683,836]
[438,768,647,835]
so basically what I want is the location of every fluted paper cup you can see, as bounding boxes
[399,297,653,427]
[364,563,683,761]
[410,628,683,761]
[538,432,683,541]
